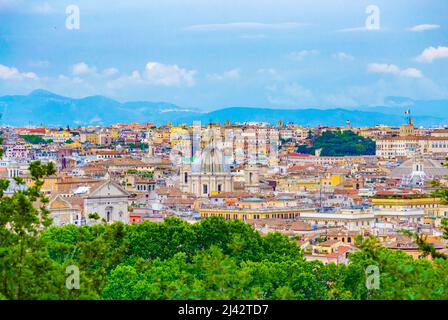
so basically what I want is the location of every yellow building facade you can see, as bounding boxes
[198,207,302,220]
[277,174,344,192]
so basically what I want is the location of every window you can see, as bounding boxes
[203,184,208,194]
[106,206,113,222]
[184,172,188,183]
[217,184,222,192]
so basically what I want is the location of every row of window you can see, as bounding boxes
[136,184,155,191]
[379,204,438,209]
[202,184,223,194]
[201,213,299,220]
[313,220,371,226]
[432,144,448,148]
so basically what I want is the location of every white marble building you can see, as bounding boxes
[180,139,234,197]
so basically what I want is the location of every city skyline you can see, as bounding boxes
[1,0,448,306]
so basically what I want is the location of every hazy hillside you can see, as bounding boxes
[356,96,448,119]
[181,107,444,127]
[0,90,446,127]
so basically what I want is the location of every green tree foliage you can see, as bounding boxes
[0,160,68,299]
[298,130,376,156]
[20,135,52,144]
[1,157,447,301]
[403,158,448,260]
[349,236,448,299]
[42,222,128,298]
[103,246,335,300]
[126,168,153,178]
[431,158,448,206]
[34,216,448,300]
[128,142,148,150]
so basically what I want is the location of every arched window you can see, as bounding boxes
[106,206,113,222]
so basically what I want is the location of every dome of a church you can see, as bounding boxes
[389,158,448,179]
[181,140,234,197]
[200,146,225,173]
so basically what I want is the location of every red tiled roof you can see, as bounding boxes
[288,152,312,158]
[326,246,351,258]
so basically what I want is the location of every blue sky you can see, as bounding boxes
[0,0,447,110]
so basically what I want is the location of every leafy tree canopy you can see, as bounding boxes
[20,135,52,145]
[298,130,376,156]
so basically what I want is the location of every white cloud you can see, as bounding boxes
[368,63,401,74]
[264,75,448,109]
[89,116,102,124]
[267,82,317,107]
[0,0,21,11]
[207,69,240,81]
[0,61,194,99]
[347,77,448,106]
[130,70,141,80]
[288,50,319,61]
[72,62,96,76]
[257,68,282,81]
[103,68,119,77]
[28,60,50,68]
[106,70,141,90]
[332,52,354,61]
[239,34,267,40]
[32,2,54,14]
[409,24,440,32]
[0,64,38,80]
[72,77,84,84]
[184,22,305,32]
[145,62,196,87]
[417,46,448,63]
[322,93,358,108]
[58,74,70,81]
[336,26,382,33]
[71,63,120,78]
[400,68,423,78]
[367,63,422,78]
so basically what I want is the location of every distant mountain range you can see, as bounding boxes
[356,96,448,119]
[0,90,446,127]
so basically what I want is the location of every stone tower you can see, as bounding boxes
[244,164,260,193]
